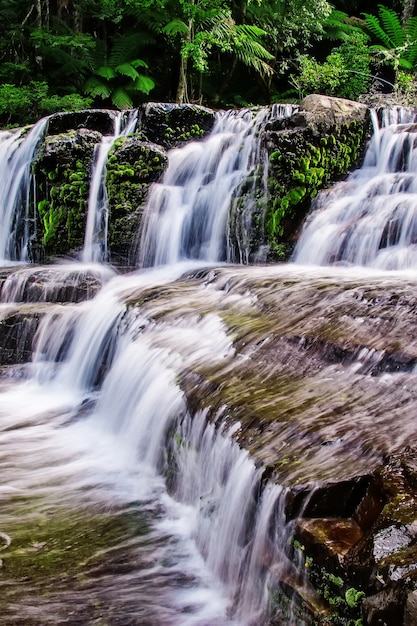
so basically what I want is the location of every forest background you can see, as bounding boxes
[1,0,417,127]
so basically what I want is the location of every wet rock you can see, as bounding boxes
[286,475,373,520]
[296,518,363,570]
[0,266,108,303]
[294,94,369,130]
[404,589,417,626]
[105,137,168,263]
[140,102,216,149]
[362,585,406,625]
[47,109,117,136]
[31,129,102,259]
[373,525,413,562]
[0,308,42,365]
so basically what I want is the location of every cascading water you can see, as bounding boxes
[293,107,417,269]
[82,110,138,263]
[139,105,296,267]
[0,117,48,263]
[4,102,417,625]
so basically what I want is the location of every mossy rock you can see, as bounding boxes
[106,136,168,263]
[140,102,216,149]
[30,129,102,260]
[47,109,117,136]
[228,98,372,264]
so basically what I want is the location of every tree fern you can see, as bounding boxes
[323,10,365,42]
[83,33,155,108]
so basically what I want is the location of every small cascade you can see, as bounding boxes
[138,105,297,267]
[22,264,315,624]
[82,110,138,263]
[0,117,48,263]
[293,107,417,269]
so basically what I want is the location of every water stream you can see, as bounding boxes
[0,104,417,624]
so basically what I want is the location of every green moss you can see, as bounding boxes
[0,500,148,599]
[265,120,367,257]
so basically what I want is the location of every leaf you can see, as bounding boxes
[83,76,112,99]
[95,66,116,79]
[115,63,140,80]
[163,19,189,36]
[130,58,149,69]
[133,75,155,94]
[111,86,133,109]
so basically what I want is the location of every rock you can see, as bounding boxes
[31,129,102,259]
[373,525,413,562]
[47,109,118,136]
[296,94,369,130]
[105,137,168,263]
[140,102,216,149]
[362,585,406,625]
[404,589,417,626]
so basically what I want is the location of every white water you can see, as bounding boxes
[139,105,296,267]
[293,107,417,269]
[82,111,138,263]
[3,103,417,624]
[0,118,48,262]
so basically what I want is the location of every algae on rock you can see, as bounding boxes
[31,129,102,260]
[105,136,168,263]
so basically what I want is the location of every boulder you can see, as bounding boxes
[140,102,216,149]
[105,136,168,263]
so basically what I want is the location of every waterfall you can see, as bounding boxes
[0,117,48,263]
[5,102,417,625]
[293,107,417,269]
[82,110,138,263]
[139,105,297,267]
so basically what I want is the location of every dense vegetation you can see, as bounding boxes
[0,0,416,126]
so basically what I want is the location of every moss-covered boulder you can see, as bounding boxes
[229,95,371,262]
[106,136,168,263]
[140,102,216,149]
[31,129,102,259]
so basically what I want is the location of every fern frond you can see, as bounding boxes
[163,19,189,36]
[379,5,404,46]
[363,12,394,48]
[83,76,111,99]
[133,75,155,94]
[130,58,149,69]
[115,63,140,80]
[95,66,116,79]
[109,34,141,67]
[111,86,133,109]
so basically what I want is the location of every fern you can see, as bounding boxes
[323,10,365,41]
[83,33,155,108]
[379,6,404,46]
[362,5,417,73]
[111,86,133,109]
[163,19,189,36]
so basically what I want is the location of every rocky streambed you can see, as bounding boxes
[0,262,417,624]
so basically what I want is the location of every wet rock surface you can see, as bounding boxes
[140,102,216,149]
[122,263,417,624]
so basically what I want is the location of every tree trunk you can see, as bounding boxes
[176,54,188,104]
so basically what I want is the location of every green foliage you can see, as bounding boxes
[291,32,372,100]
[362,5,417,74]
[0,82,92,126]
[84,33,155,108]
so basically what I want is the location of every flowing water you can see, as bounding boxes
[82,111,138,263]
[1,104,417,624]
[293,107,417,268]
[0,118,48,263]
